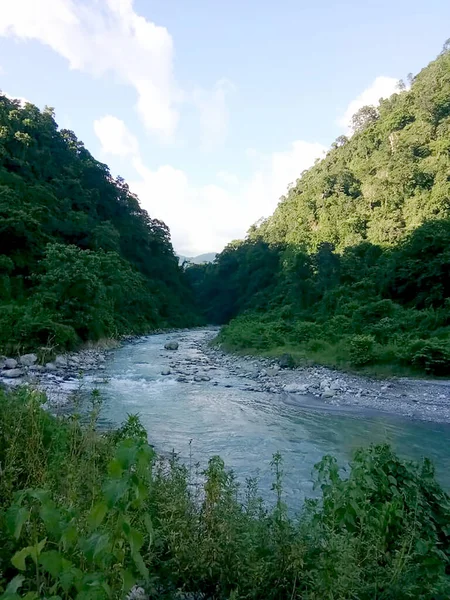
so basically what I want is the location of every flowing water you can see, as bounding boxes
[93,329,450,508]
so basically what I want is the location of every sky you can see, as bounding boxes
[1,0,449,256]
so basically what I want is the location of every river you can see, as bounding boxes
[92,328,450,507]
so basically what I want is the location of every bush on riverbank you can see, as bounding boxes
[1,387,450,599]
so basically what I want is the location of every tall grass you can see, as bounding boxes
[1,387,449,599]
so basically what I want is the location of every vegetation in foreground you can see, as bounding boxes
[1,387,450,599]
[187,43,450,377]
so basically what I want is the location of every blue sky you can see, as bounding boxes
[1,0,449,255]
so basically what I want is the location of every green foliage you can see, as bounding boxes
[0,94,199,353]
[408,339,450,375]
[190,47,450,377]
[348,334,376,366]
[1,387,450,599]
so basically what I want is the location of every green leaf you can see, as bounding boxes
[132,551,149,579]
[11,547,31,571]
[6,506,30,539]
[120,570,135,593]
[102,479,128,507]
[4,575,25,594]
[40,550,70,578]
[144,514,153,547]
[88,502,108,530]
[29,538,47,564]
[107,458,123,479]
[40,502,61,537]
[127,528,144,555]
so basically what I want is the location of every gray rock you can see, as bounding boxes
[164,341,179,351]
[266,367,280,376]
[20,353,38,366]
[322,389,335,398]
[45,362,57,371]
[55,355,68,367]
[194,375,203,382]
[2,368,24,378]
[284,383,309,394]
[161,368,171,376]
[320,379,330,391]
[330,379,344,392]
[4,358,18,369]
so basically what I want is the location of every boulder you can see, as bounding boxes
[329,379,346,392]
[284,383,309,394]
[322,389,335,398]
[320,379,330,391]
[2,368,24,378]
[164,341,179,351]
[278,353,295,369]
[55,355,68,367]
[161,368,171,376]
[4,358,18,369]
[266,366,280,377]
[45,362,57,371]
[19,353,38,366]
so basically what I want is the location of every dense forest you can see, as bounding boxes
[0,93,198,354]
[187,43,450,376]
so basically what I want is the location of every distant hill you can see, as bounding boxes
[178,252,217,265]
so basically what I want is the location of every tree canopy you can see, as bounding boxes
[187,46,450,375]
[0,93,198,352]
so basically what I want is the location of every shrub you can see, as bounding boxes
[1,388,450,599]
[410,339,450,375]
[348,334,376,366]
[292,320,322,342]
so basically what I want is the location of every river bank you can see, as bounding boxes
[2,327,450,423]
[194,330,450,423]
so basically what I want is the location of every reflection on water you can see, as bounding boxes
[91,330,450,506]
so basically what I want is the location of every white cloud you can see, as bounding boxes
[338,76,399,131]
[193,78,235,150]
[217,170,240,186]
[0,0,179,139]
[3,91,29,106]
[94,115,139,157]
[94,117,326,254]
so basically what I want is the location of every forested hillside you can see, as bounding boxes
[188,44,450,375]
[0,94,198,353]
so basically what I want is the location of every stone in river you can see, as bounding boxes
[2,368,24,378]
[284,383,309,394]
[55,355,68,367]
[4,358,18,369]
[20,353,38,366]
[161,368,171,375]
[164,341,179,350]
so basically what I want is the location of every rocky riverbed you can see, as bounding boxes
[160,330,450,423]
[0,348,112,406]
[2,328,450,423]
